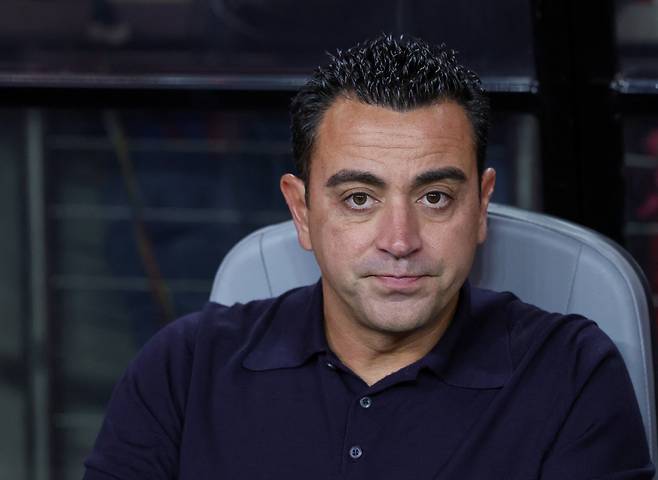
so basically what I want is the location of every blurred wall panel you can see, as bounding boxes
[0,110,27,479]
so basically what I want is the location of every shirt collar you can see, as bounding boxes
[243,280,512,389]
[420,282,512,389]
[243,281,326,371]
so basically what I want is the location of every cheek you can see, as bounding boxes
[423,211,481,263]
[328,223,371,256]
[312,219,374,269]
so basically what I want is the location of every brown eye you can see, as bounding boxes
[425,191,442,204]
[352,193,368,205]
[420,191,452,209]
[345,192,377,210]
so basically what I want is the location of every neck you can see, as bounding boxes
[323,295,458,387]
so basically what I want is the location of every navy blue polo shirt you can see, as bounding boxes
[84,281,654,479]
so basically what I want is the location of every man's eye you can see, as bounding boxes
[345,192,375,210]
[352,193,368,205]
[419,191,451,208]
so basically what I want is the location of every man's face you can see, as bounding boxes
[282,98,495,336]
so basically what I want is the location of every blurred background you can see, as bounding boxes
[0,0,657,478]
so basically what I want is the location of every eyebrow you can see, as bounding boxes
[325,169,386,188]
[324,166,468,190]
[411,167,467,190]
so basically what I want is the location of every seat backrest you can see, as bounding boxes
[210,203,657,463]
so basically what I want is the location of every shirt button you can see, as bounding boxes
[326,361,336,370]
[359,396,372,409]
[349,446,363,459]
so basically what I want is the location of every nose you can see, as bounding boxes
[375,201,422,259]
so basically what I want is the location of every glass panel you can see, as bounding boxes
[488,113,542,210]
[46,107,295,479]
[616,0,658,77]
[623,116,658,319]
[0,0,535,80]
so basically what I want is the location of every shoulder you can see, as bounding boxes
[84,286,318,477]
[466,288,652,475]
[469,286,618,374]
[111,285,316,431]
[142,284,314,360]
[467,286,636,427]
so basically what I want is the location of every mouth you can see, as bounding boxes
[370,274,428,291]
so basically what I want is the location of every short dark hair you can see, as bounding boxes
[290,34,490,187]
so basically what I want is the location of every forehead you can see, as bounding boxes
[312,98,477,181]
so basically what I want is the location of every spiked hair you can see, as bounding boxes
[290,34,490,186]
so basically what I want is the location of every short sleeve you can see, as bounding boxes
[83,313,200,480]
[540,336,654,479]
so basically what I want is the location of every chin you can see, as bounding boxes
[360,303,437,334]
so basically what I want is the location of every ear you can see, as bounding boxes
[280,173,313,251]
[477,168,496,244]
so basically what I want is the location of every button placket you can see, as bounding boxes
[344,394,373,465]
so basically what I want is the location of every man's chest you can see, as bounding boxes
[176,359,552,479]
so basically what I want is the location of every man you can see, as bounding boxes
[84,35,653,478]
